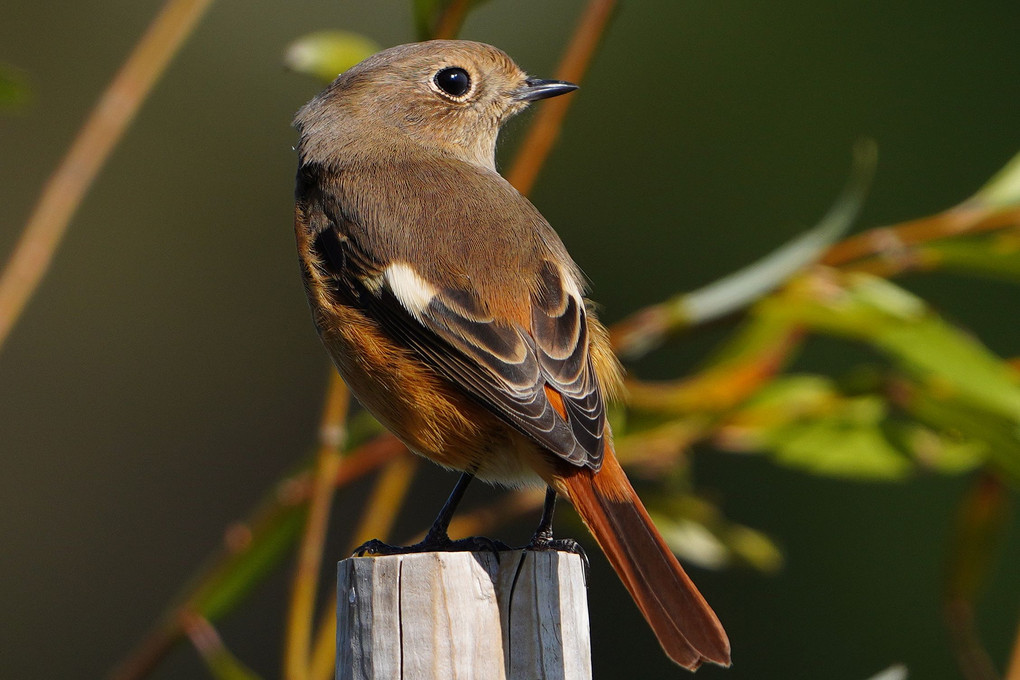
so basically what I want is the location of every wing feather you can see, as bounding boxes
[309,210,606,469]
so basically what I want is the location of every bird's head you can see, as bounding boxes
[295,40,577,171]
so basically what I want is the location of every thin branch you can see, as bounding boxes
[822,205,1020,269]
[331,434,405,485]
[284,374,349,680]
[943,473,1010,680]
[609,142,874,358]
[349,454,420,549]
[623,331,802,414]
[505,0,617,195]
[1006,614,1020,680]
[107,624,179,680]
[106,432,405,680]
[182,613,262,679]
[607,202,1020,357]
[0,0,214,354]
[944,598,1001,680]
[432,0,474,40]
[308,453,419,680]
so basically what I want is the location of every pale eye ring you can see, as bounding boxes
[434,67,471,98]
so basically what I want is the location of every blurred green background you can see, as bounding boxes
[1,1,1018,678]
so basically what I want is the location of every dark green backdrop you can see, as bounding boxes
[1,1,1018,677]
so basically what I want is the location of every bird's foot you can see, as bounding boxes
[523,531,590,579]
[352,534,511,560]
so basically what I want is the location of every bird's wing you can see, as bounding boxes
[310,221,606,470]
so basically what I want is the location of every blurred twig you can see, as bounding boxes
[183,614,262,680]
[609,155,1020,359]
[431,0,474,40]
[943,473,1010,680]
[505,0,617,195]
[610,141,875,359]
[607,202,1020,361]
[284,374,349,680]
[106,433,407,680]
[0,0,214,354]
[622,317,803,413]
[308,453,419,680]
[824,206,1020,277]
[1007,619,1020,680]
[824,206,1020,267]
[348,453,421,550]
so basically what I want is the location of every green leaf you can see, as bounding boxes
[721,374,836,427]
[723,523,785,574]
[766,273,1020,424]
[892,423,984,474]
[284,31,380,83]
[764,395,913,479]
[971,149,1020,208]
[0,64,30,109]
[649,511,730,569]
[864,665,908,680]
[647,494,783,572]
[188,491,308,621]
[720,374,984,479]
[902,381,1020,484]
[682,139,876,325]
[617,142,875,359]
[921,234,1020,283]
[772,417,911,478]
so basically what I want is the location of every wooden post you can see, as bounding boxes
[337,551,591,680]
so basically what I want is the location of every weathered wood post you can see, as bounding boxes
[337,550,591,680]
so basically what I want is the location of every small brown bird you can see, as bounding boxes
[293,40,730,670]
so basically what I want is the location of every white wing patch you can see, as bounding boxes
[382,262,437,319]
[560,265,584,303]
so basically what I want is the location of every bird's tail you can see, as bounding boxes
[554,447,731,671]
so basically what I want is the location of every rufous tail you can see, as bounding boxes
[554,447,731,671]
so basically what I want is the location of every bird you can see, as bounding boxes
[292,39,730,670]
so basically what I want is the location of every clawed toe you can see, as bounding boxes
[351,535,511,560]
[351,538,403,557]
[524,535,590,580]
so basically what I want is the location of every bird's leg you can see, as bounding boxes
[523,487,590,574]
[420,470,475,545]
[353,471,509,557]
[530,485,559,545]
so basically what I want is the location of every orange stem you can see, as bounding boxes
[1006,614,1020,680]
[284,375,349,680]
[106,424,403,680]
[431,0,473,40]
[822,205,1020,268]
[308,453,419,680]
[506,0,618,196]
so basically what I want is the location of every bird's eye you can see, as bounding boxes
[434,67,471,98]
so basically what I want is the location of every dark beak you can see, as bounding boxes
[513,78,579,102]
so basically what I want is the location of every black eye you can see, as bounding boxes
[434,67,471,97]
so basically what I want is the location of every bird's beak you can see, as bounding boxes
[513,78,579,102]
